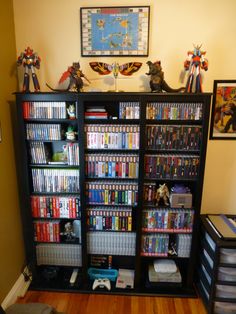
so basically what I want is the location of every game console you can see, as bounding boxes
[170,185,192,208]
[92,278,111,291]
[116,269,134,289]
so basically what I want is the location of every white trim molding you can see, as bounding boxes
[1,268,30,310]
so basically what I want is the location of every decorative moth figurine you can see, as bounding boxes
[89,61,142,92]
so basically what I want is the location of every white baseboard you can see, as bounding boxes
[1,268,31,310]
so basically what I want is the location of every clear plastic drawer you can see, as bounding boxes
[216,284,236,299]
[214,301,236,314]
[218,267,236,282]
[220,248,236,264]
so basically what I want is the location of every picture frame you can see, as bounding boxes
[80,6,150,57]
[210,80,236,140]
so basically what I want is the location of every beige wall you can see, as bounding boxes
[0,0,25,304]
[12,0,236,214]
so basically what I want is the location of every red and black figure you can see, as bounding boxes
[17,46,41,92]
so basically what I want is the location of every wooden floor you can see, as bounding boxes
[17,290,207,314]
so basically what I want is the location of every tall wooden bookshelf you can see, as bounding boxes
[14,92,211,296]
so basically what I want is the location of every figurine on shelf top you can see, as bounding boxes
[46,62,90,92]
[184,44,208,93]
[146,60,185,93]
[89,61,142,92]
[17,46,41,92]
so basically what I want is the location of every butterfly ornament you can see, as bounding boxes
[89,62,142,92]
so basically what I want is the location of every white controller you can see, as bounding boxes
[92,278,111,291]
[70,268,78,285]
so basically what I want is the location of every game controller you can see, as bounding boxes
[70,268,78,285]
[92,278,111,291]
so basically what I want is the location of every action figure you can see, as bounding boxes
[65,125,77,140]
[60,222,75,241]
[17,47,41,92]
[156,183,170,206]
[67,104,76,119]
[184,44,208,93]
[46,62,90,92]
[146,60,184,93]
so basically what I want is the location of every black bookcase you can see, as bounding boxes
[198,215,236,314]
[14,92,211,296]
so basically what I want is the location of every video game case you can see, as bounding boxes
[87,232,136,256]
[36,243,82,266]
[146,102,203,120]
[23,101,68,120]
[85,124,140,149]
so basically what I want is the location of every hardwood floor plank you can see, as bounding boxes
[17,291,207,314]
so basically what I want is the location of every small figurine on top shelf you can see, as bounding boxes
[146,60,184,93]
[46,62,90,92]
[17,46,41,92]
[184,44,208,93]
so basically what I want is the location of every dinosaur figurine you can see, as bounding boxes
[146,61,185,93]
[46,62,90,92]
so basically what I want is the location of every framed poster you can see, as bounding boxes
[210,80,236,139]
[80,6,150,57]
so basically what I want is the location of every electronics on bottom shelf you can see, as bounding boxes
[115,269,135,289]
[88,267,135,290]
[88,268,118,282]
[148,259,182,285]
[70,268,79,285]
[92,278,111,291]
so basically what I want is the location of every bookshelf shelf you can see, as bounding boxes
[84,119,139,124]
[27,139,79,143]
[14,92,211,296]
[24,119,76,123]
[143,177,198,182]
[85,149,140,153]
[145,149,201,154]
[145,119,203,125]
[142,228,192,233]
[30,164,80,168]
